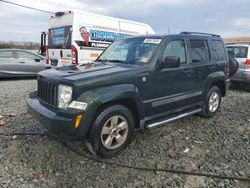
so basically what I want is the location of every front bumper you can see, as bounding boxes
[26,91,88,140]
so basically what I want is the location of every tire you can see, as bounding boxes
[86,105,134,158]
[200,86,221,118]
[244,83,250,92]
[228,58,238,77]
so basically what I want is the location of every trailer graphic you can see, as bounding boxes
[41,10,155,67]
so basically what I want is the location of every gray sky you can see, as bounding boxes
[1,0,250,42]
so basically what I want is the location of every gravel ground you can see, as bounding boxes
[0,78,250,188]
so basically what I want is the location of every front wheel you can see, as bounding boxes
[86,105,134,158]
[200,86,221,118]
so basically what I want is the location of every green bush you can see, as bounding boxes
[0,43,11,49]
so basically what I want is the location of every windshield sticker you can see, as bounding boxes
[143,39,161,44]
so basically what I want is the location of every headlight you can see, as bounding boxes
[58,85,73,108]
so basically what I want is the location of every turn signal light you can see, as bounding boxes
[75,115,83,128]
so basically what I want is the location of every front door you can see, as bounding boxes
[143,38,192,117]
[16,51,45,74]
[0,50,19,75]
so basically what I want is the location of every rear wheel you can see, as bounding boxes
[86,105,134,158]
[244,83,250,91]
[200,86,221,118]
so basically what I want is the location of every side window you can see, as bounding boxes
[190,40,210,63]
[163,40,186,64]
[0,51,13,58]
[17,51,36,59]
[211,41,226,61]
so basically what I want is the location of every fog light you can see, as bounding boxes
[75,115,83,128]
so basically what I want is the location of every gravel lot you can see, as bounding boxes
[0,79,249,188]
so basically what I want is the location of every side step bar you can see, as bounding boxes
[146,108,202,129]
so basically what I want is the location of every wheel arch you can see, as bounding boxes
[76,84,144,133]
[204,72,226,97]
[94,98,141,128]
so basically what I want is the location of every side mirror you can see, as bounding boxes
[35,58,41,62]
[160,56,180,69]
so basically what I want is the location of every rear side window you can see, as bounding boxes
[17,51,36,59]
[226,46,248,58]
[211,41,226,61]
[190,40,210,63]
[0,51,13,58]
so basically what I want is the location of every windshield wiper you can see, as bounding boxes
[127,58,142,64]
[95,59,107,62]
[108,60,125,63]
[97,59,125,63]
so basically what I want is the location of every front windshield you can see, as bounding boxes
[97,37,161,64]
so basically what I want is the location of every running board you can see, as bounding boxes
[146,108,202,129]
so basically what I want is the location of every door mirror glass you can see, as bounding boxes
[160,56,180,69]
[35,58,41,62]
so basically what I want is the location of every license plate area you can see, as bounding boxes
[51,60,58,66]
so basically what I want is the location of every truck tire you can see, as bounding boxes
[86,105,134,158]
[200,86,221,118]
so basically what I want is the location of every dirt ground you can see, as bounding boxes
[0,79,249,188]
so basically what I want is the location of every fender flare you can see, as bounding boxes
[76,84,145,136]
[204,71,226,96]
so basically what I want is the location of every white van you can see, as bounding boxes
[43,10,155,67]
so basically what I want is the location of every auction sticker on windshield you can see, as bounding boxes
[143,39,161,44]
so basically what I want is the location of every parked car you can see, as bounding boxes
[0,49,48,78]
[226,44,250,88]
[27,32,230,158]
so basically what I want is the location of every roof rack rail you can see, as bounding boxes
[225,42,250,45]
[180,31,220,37]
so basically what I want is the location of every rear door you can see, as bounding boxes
[0,50,19,75]
[187,39,213,103]
[48,26,72,67]
[16,51,45,74]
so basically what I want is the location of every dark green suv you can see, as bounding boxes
[26,32,230,158]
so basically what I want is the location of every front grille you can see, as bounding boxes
[37,79,58,107]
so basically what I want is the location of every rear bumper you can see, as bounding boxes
[230,71,250,83]
[226,79,230,91]
[243,71,250,83]
[26,92,88,140]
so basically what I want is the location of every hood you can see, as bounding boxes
[39,62,147,87]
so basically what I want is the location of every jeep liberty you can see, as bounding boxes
[26,32,230,158]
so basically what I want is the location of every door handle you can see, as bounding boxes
[182,69,190,74]
[60,50,63,58]
[19,61,25,64]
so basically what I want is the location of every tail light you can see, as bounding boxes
[45,46,49,64]
[224,65,229,79]
[245,59,250,69]
[71,45,78,65]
